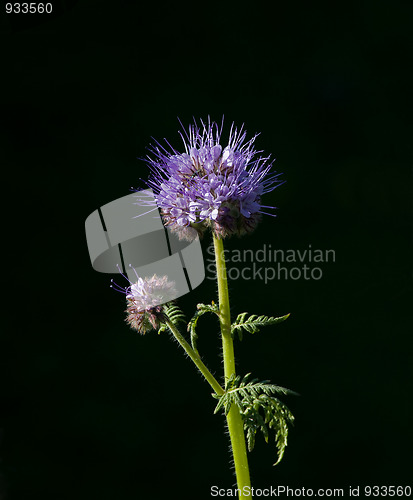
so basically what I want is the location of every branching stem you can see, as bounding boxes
[164,318,224,396]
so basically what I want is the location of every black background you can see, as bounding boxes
[1,1,412,499]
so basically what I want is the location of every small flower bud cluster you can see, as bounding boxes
[111,270,176,335]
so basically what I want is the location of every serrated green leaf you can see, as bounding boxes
[163,303,186,326]
[231,312,290,340]
[212,372,296,465]
[214,394,228,414]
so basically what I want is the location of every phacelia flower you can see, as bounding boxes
[111,270,177,334]
[137,117,284,239]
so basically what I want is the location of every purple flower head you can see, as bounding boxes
[111,268,177,334]
[140,117,284,239]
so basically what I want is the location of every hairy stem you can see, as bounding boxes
[165,318,224,396]
[213,234,251,497]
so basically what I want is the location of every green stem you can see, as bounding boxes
[165,318,224,396]
[213,234,251,497]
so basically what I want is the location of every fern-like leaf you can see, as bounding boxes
[214,373,296,465]
[187,302,219,354]
[163,303,186,326]
[231,313,290,340]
